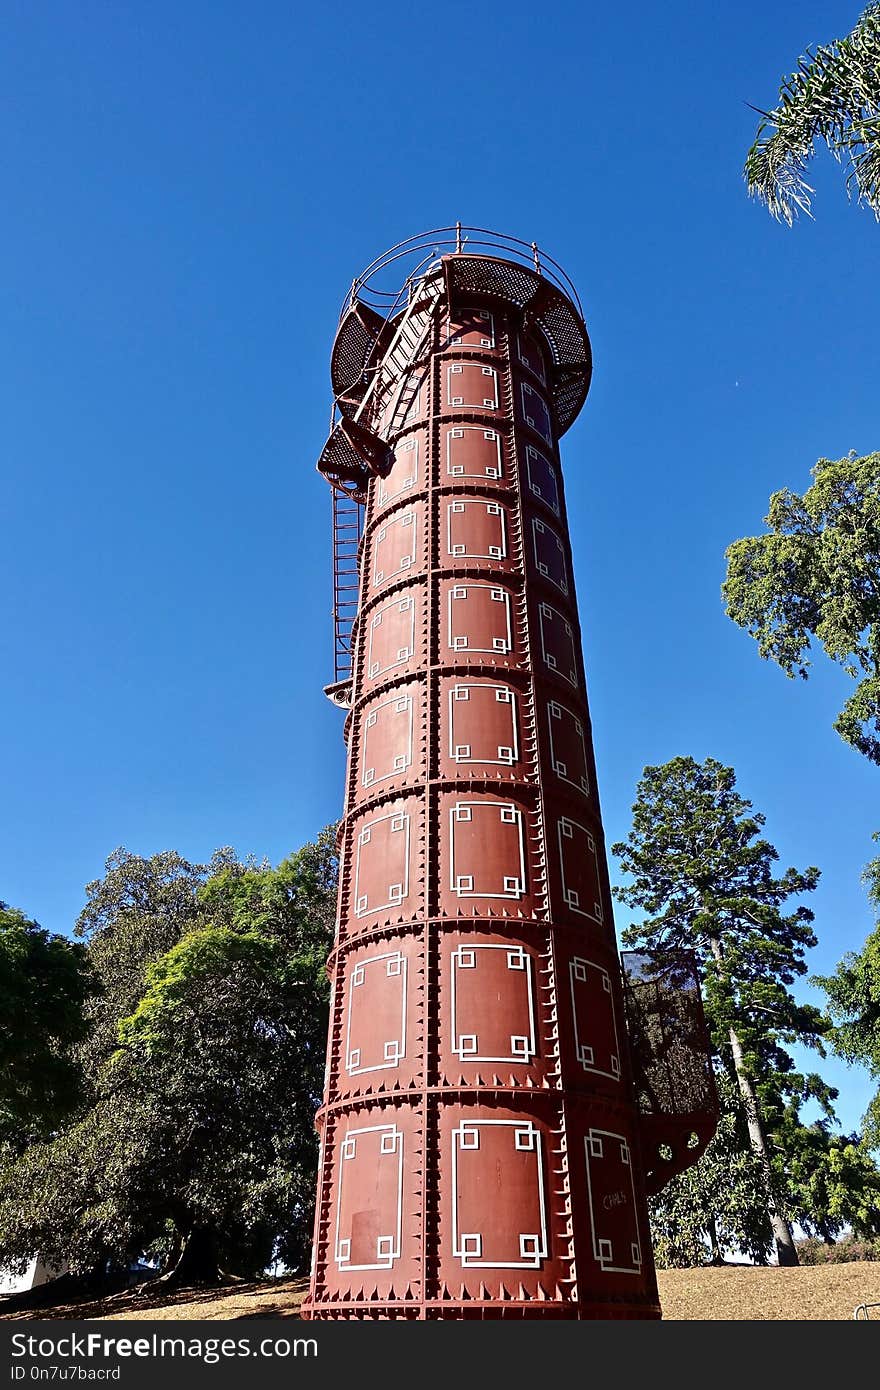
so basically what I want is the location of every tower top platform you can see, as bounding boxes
[329,226,593,437]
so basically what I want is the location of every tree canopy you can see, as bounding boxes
[0,903,92,1151]
[0,831,337,1284]
[648,1072,775,1268]
[782,1116,880,1241]
[815,845,880,1146]
[744,4,880,223]
[612,755,829,1266]
[652,1069,880,1267]
[724,452,880,765]
[74,846,232,1071]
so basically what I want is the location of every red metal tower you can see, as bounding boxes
[303,229,715,1320]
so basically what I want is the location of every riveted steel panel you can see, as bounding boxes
[435,675,528,784]
[544,694,591,801]
[442,360,501,413]
[520,440,561,517]
[342,795,423,939]
[529,514,569,597]
[440,495,519,578]
[435,928,555,1089]
[360,584,425,692]
[442,423,507,487]
[516,377,554,446]
[332,937,423,1098]
[554,938,625,1097]
[442,305,499,352]
[533,597,580,690]
[436,789,545,922]
[516,330,548,385]
[351,680,425,805]
[440,577,524,670]
[429,1100,572,1304]
[313,1100,422,1307]
[372,429,426,516]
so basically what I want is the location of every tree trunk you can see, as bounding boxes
[162,1232,183,1274]
[706,1216,723,1265]
[168,1226,222,1286]
[707,936,799,1268]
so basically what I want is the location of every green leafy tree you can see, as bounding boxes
[649,1072,775,1268]
[0,832,337,1284]
[781,1116,880,1241]
[744,4,880,224]
[612,756,826,1267]
[111,921,327,1281]
[815,846,880,1146]
[0,1093,172,1282]
[0,903,92,1150]
[74,846,234,1069]
[723,452,880,765]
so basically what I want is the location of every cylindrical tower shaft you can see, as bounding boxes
[304,243,660,1319]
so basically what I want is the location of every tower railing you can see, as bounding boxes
[338,224,584,322]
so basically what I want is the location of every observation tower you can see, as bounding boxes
[303,228,716,1319]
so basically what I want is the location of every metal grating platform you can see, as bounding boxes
[621,951,719,1194]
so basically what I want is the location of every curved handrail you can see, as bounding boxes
[854,1301,880,1318]
[338,224,584,323]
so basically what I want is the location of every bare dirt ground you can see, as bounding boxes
[3,1263,879,1321]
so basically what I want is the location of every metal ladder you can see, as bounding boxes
[349,269,442,443]
[330,491,364,688]
[324,268,443,697]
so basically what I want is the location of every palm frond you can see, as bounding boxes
[744,6,880,222]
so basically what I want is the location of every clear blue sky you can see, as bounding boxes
[2,2,877,1134]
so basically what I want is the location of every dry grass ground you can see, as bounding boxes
[0,1277,310,1322]
[3,1264,880,1321]
[658,1262,880,1320]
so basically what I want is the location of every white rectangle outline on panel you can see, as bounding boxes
[546,700,590,796]
[557,817,603,923]
[524,444,560,516]
[448,308,495,349]
[378,435,419,506]
[345,951,407,1075]
[452,1120,548,1269]
[354,810,411,916]
[538,601,578,688]
[372,509,417,587]
[519,381,552,444]
[517,331,547,385]
[334,1124,404,1271]
[450,944,536,1063]
[449,801,526,899]
[368,595,415,678]
[448,584,512,655]
[531,516,568,595]
[446,500,507,561]
[446,426,502,480]
[361,692,414,788]
[569,956,621,1080]
[447,363,499,410]
[584,1130,642,1274]
[448,683,518,766]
